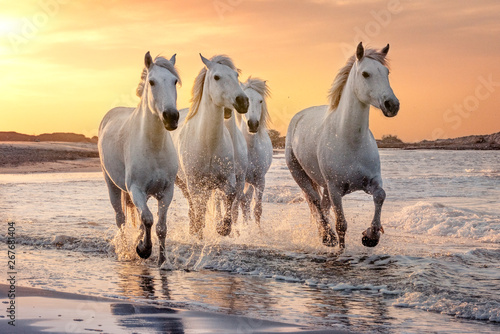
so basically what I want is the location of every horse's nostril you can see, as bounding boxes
[384,100,392,110]
[236,95,248,107]
[248,120,259,132]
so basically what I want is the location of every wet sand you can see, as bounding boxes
[0,142,101,174]
[0,284,347,334]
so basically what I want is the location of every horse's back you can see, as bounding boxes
[99,107,134,134]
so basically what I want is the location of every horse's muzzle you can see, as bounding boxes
[248,119,259,133]
[162,108,179,131]
[233,94,249,114]
[381,98,400,117]
[224,107,233,120]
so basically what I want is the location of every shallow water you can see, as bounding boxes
[1,150,499,333]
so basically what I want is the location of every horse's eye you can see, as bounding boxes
[149,80,155,86]
[214,75,220,81]
[174,79,178,85]
[259,100,263,104]
[362,72,370,78]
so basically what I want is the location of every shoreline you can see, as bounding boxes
[0,284,345,334]
[1,141,499,175]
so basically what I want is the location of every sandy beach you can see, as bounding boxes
[0,142,101,174]
[0,284,344,334]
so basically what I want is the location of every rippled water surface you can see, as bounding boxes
[1,150,499,333]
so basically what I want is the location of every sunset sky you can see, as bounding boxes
[1,0,499,142]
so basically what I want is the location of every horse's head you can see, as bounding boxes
[242,77,271,133]
[200,54,249,115]
[143,52,181,130]
[353,42,399,117]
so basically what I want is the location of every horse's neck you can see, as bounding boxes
[132,95,166,149]
[327,74,370,144]
[194,92,225,147]
[225,114,238,135]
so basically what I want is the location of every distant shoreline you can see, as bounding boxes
[1,130,499,173]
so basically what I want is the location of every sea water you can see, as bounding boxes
[0,150,499,333]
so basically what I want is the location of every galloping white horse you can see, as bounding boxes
[98,52,180,265]
[236,77,273,226]
[172,54,249,238]
[285,43,399,248]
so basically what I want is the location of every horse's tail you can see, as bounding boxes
[121,191,138,228]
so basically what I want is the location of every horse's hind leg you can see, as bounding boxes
[362,180,385,247]
[156,183,174,267]
[103,172,125,229]
[128,185,154,259]
[326,184,347,248]
[285,149,337,247]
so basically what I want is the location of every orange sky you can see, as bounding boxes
[1,0,499,142]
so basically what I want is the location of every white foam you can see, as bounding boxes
[387,202,500,243]
[394,291,500,322]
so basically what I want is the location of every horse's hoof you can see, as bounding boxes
[136,241,152,259]
[322,229,338,247]
[362,227,381,247]
[361,235,380,247]
[216,218,232,236]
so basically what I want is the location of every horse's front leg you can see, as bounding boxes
[188,185,209,239]
[218,175,236,236]
[240,183,254,223]
[156,183,174,268]
[327,184,347,248]
[128,185,154,259]
[253,178,266,228]
[362,181,385,247]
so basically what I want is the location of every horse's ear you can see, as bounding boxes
[200,53,213,69]
[145,51,153,70]
[356,42,364,61]
[169,54,176,66]
[381,44,390,57]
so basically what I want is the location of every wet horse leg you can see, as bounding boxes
[128,185,154,259]
[189,185,209,239]
[176,177,195,230]
[217,177,236,236]
[362,181,385,247]
[240,183,254,223]
[286,150,336,247]
[156,183,174,267]
[231,174,246,226]
[103,172,125,229]
[253,178,266,228]
[326,184,347,248]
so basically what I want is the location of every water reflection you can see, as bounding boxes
[110,303,184,334]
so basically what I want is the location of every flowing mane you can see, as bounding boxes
[242,77,272,129]
[327,48,389,112]
[186,55,241,121]
[136,56,181,98]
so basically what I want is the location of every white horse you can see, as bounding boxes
[285,43,399,248]
[172,54,249,238]
[236,77,273,226]
[98,52,180,265]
